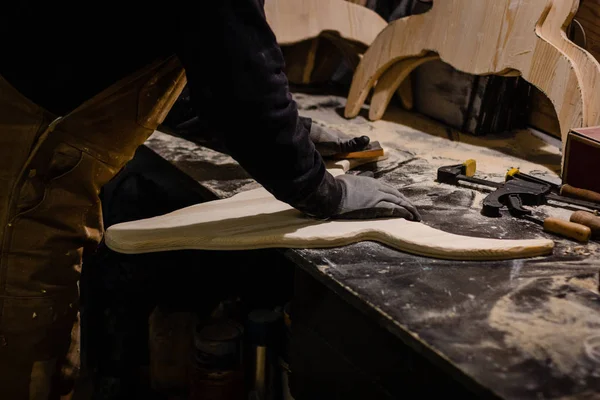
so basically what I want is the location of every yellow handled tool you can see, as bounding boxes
[331,141,384,159]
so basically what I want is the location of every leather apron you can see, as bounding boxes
[0,55,186,399]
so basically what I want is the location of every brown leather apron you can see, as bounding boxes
[0,55,186,399]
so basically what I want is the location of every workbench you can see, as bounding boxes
[141,92,600,399]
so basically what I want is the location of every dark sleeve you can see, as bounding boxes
[174,0,342,218]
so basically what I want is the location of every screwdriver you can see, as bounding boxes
[521,214,591,243]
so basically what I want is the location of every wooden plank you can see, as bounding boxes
[104,165,554,261]
[538,0,600,128]
[265,0,387,47]
[269,0,386,85]
[529,0,600,138]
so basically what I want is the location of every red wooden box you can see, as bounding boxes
[563,126,600,193]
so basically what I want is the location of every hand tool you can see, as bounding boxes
[331,141,384,159]
[437,160,600,216]
[520,214,591,243]
[570,211,600,238]
[504,193,591,243]
[437,160,595,241]
[506,168,600,204]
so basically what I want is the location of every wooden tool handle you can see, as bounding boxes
[560,184,600,203]
[543,217,591,243]
[570,211,600,237]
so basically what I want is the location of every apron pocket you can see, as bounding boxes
[15,144,83,216]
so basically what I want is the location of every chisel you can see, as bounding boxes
[570,211,600,238]
[560,185,600,203]
[521,214,591,243]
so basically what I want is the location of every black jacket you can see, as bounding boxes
[0,0,342,218]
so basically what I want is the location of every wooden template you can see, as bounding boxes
[264,0,387,84]
[371,57,525,120]
[529,0,600,137]
[344,0,594,154]
[537,0,600,127]
[264,0,387,47]
[105,162,554,261]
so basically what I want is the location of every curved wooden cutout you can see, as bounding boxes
[301,38,320,84]
[105,167,554,261]
[537,0,600,127]
[369,55,440,120]
[397,75,413,110]
[346,0,367,5]
[345,0,585,148]
[264,0,387,47]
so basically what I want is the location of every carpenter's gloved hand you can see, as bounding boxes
[308,121,370,157]
[333,174,422,221]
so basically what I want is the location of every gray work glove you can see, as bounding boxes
[308,121,370,157]
[333,174,422,221]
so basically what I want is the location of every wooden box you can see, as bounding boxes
[563,126,600,193]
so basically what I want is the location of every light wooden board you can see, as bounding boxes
[264,0,387,47]
[266,0,386,85]
[529,0,600,138]
[537,0,600,127]
[344,0,587,154]
[105,164,554,261]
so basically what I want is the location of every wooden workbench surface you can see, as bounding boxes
[147,92,600,399]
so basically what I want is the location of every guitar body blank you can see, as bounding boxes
[105,166,555,261]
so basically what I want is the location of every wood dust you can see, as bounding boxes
[488,276,600,378]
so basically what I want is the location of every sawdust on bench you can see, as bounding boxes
[295,93,562,180]
[488,276,600,378]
